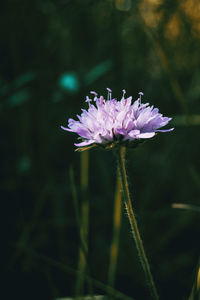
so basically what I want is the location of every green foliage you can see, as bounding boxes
[85,60,112,85]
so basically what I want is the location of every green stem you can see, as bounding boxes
[117,146,159,300]
[108,169,122,289]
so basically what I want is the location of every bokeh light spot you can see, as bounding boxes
[59,73,79,92]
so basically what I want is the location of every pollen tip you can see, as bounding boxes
[122,89,126,99]
[90,91,98,96]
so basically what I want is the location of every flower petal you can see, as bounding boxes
[76,127,91,139]
[128,129,140,138]
[61,125,72,132]
[156,128,174,132]
[137,132,155,139]
[74,140,95,147]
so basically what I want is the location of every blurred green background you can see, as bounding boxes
[2,0,200,299]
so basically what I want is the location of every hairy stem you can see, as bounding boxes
[117,146,159,300]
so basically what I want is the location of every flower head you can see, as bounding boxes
[61,89,174,151]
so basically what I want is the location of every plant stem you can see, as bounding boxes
[75,151,93,298]
[117,145,159,300]
[108,169,122,289]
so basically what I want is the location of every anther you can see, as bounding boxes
[90,91,98,96]
[90,91,98,101]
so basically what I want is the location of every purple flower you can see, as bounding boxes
[61,89,174,150]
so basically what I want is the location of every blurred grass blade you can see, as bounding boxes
[85,60,112,85]
[107,170,122,289]
[69,165,80,230]
[189,260,200,300]
[76,151,92,297]
[24,247,135,300]
[14,71,36,88]
[172,203,200,213]
[138,9,188,116]
[173,115,200,126]
[56,296,106,300]
[7,89,31,107]
[9,183,50,268]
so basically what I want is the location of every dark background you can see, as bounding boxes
[2,0,200,299]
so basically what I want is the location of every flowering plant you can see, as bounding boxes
[61,89,173,150]
[62,89,174,299]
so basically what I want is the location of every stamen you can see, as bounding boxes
[90,91,98,101]
[122,89,126,98]
[138,92,144,105]
[85,96,92,103]
[106,88,112,100]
